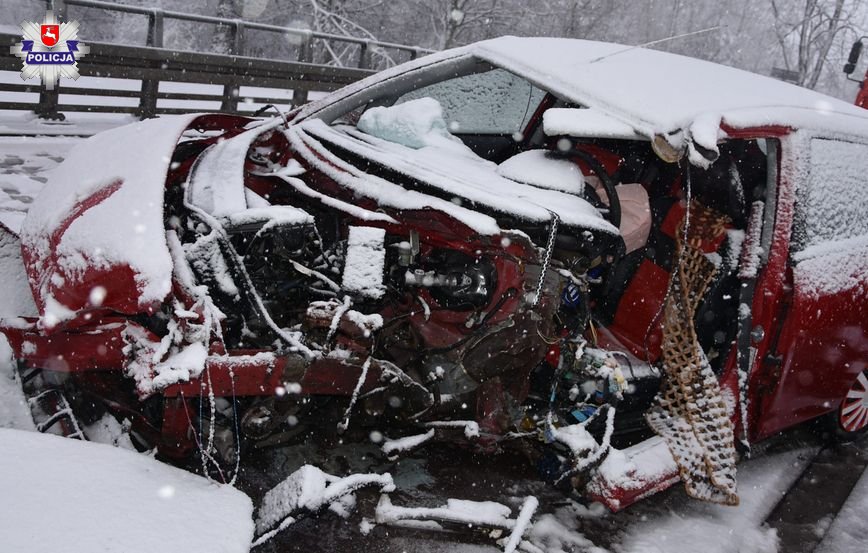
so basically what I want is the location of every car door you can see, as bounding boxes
[753,135,868,438]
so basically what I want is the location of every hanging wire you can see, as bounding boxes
[181,388,228,483]
[228,367,242,486]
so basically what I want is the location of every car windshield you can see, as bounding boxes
[313,57,550,138]
[391,67,546,135]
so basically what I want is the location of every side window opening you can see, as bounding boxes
[789,137,868,300]
[793,138,868,254]
[589,138,773,371]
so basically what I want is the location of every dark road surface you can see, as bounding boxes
[235,422,868,553]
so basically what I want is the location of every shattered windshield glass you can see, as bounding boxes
[394,68,546,135]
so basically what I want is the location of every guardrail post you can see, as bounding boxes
[37,0,68,119]
[358,40,370,69]
[49,0,67,21]
[220,20,244,113]
[297,31,312,63]
[137,8,164,119]
[232,20,245,55]
[292,31,312,107]
[35,86,64,121]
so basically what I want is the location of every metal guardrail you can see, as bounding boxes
[0,33,376,119]
[55,0,430,66]
[0,0,434,120]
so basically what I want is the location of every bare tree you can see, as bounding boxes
[770,0,854,88]
[211,0,241,54]
[559,0,617,38]
[307,0,396,68]
[410,0,507,50]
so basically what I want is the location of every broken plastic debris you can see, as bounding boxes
[381,429,435,456]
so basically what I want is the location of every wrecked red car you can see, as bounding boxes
[2,37,868,510]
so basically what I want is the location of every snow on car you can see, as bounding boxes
[2,36,868,529]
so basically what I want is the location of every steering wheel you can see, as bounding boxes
[569,149,622,229]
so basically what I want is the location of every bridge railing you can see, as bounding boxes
[1,0,433,121]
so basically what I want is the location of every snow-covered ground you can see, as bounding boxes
[0,118,865,553]
[616,447,816,553]
[0,427,254,553]
[815,466,868,553]
[0,135,74,232]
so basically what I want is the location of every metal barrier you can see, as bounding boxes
[0,0,433,120]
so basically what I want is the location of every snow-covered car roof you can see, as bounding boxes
[299,36,868,140]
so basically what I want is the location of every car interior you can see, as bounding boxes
[325,60,773,377]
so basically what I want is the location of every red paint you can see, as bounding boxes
[587,475,680,512]
[606,259,668,361]
[163,354,287,398]
[856,79,868,110]
[1,319,128,371]
[299,357,383,396]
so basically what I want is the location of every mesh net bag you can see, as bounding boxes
[645,202,739,506]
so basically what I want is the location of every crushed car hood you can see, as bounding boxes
[287,119,618,237]
[20,114,201,318]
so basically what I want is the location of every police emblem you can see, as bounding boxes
[10,11,89,90]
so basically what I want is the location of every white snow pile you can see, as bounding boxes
[497,149,585,194]
[504,496,539,553]
[187,119,283,217]
[221,205,314,231]
[149,341,210,390]
[0,428,254,553]
[357,97,474,155]
[83,412,136,450]
[528,513,608,553]
[254,464,394,544]
[543,107,638,139]
[122,325,209,397]
[546,406,618,484]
